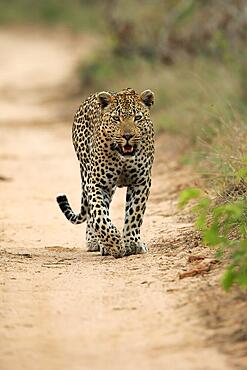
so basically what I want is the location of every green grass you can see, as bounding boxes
[0,0,105,31]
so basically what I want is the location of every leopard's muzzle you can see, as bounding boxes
[112,134,139,157]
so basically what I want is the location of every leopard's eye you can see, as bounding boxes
[135,113,143,121]
[112,114,120,122]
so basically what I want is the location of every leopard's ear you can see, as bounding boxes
[97,91,112,109]
[140,89,154,108]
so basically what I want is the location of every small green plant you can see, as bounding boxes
[179,186,247,291]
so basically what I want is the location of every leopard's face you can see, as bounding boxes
[98,88,154,157]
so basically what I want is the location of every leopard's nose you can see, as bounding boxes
[123,133,133,141]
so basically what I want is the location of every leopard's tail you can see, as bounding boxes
[56,194,86,225]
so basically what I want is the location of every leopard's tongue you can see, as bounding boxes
[123,145,134,153]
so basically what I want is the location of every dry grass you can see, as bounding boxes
[199,117,247,192]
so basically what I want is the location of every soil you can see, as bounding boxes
[0,27,246,370]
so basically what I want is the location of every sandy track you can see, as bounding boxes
[0,28,237,370]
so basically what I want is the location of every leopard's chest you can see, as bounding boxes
[116,155,152,187]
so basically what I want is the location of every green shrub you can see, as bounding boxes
[179,183,247,290]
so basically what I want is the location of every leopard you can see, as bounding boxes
[56,88,155,258]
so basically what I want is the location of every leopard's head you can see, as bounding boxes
[98,88,154,157]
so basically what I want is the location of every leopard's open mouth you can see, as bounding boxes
[122,144,134,154]
[113,144,137,157]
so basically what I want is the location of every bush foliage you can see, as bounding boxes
[179,184,247,290]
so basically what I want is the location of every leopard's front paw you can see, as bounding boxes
[100,246,110,256]
[111,245,126,258]
[124,241,148,256]
[136,242,148,254]
[100,241,126,258]
[86,240,100,252]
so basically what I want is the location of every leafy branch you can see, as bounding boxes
[179,186,247,290]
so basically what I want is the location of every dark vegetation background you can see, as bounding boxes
[1,0,247,289]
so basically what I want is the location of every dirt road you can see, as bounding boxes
[0,27,241,370]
